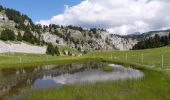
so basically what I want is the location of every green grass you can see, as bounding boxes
[1,46,170,100]
[102,65,113,72]
[19,69,170,100]
[0,53,92,68]
[85,46,170,71]
[1,45,170,70]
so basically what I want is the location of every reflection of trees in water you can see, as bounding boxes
[0,72,37,99]
[0,61,102,99]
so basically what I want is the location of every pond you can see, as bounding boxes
[0,61,144,100]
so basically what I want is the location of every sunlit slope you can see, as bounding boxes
[85,45,170,70]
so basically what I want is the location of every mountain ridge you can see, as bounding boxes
[0,5,169,55]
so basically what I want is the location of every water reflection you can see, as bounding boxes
[0,62,101,99]
[39,64,144,85]
[0,62,144,100]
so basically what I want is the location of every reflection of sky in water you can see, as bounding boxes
[33,64,144,88]
[0,63,144,100]
[32,79,63,89]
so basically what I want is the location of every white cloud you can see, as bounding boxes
[36,0,170,35]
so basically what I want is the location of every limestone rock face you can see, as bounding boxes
[0,10,139,53]
[24,20,30,26]
[40,30,137,51]
[0,12,16,32]
[41,32,66,45]
[0,12,8,20]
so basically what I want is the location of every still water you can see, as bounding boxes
[0,62,144,100]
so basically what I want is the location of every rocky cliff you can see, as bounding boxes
[0,7,138,55]
[0,6,155,55]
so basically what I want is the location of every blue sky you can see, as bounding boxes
[0,0,82,22]
[0,0,170,34]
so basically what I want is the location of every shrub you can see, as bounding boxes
[23,31,34,43]
[17,32,22,41]
[54,46,60,56]
[46,43,55,56]
[0,29,15,41]
[46,43,60,56]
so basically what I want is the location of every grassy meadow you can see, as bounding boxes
[0,53,89,68]
[0,45,170,70]
[86,45,170,71]
[1,46,170,100]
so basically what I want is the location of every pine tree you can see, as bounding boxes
[0,29,15,41]
[54,46,60,56]
[1,31,8,41]
[154,34,161,47]
[17,32,22,41]
[0,5,3,11]
[78,47,81,52]
[133,34,170,50]
[46,43,55,56]
[161,36,169,46]
[23,31,34,44]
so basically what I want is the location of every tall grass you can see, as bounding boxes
[85,46,170,70]
[0,53,92,68]
[19,69,170,100]
[1,46,170,70]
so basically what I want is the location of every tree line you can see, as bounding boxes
[132,34,170,50]
[0,29,44,45]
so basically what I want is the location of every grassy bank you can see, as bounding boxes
[0,53,92,68]
[85,46,170,71]
[1,46,170,100]
[19,67,170,100]
[0,46,170,70]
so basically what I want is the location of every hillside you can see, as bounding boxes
[0,5,138,55]
[127,29,170,41]
[0,43,170,99]
[0,5,170,55]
